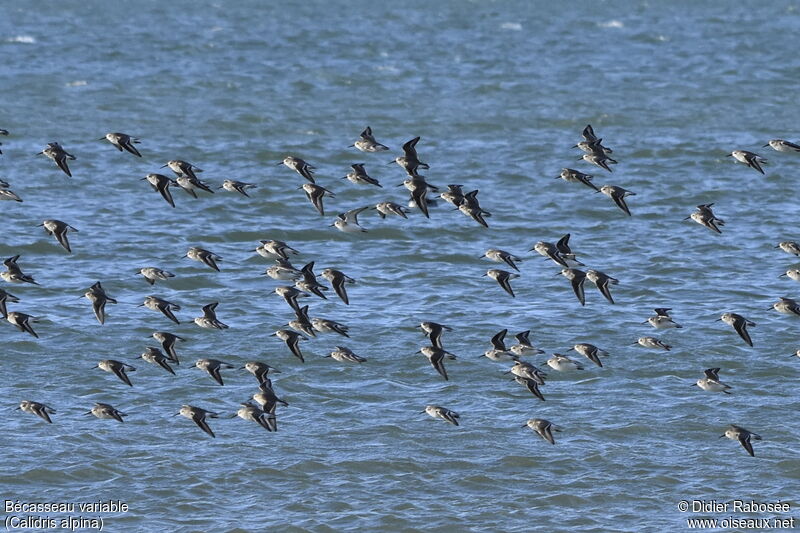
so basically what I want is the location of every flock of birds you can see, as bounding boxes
[5,124,800,456]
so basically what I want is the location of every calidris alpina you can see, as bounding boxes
[256,240,300,261]
[328,346,367,363]
[185,246,222,271]
[635,337,671,351]
[0,288,19,318]
[142,173,176,207]
[7,311,38,338]
[559,268,586,306]
[375,201,410,219]
[281,156,315,182]
[39,220,77,252]
[419,322,452,350]
[234,402,274,432]
[422,405,460,426]
[194,358,235,385]
[272,329,307,362]
[138,346,176,375]
[777,241,800,257]
[275,286,309,312]
[546,354,584,371]
[162,159,202,180]
[84,281,117,325]
[598,185,634,216]
[482,329,513,361]
[175,175,215,198]
[764,139,800,152]
[556,168,598,191]
[509,331,544,357]
[219,179,256,197]
[97,360,135,386]
[153,331,184,363]
[586,269,618,304]
[393,136,429,175]
[16,401,56,423]
[194,302,229,329]
[694,368,731,394]
[524,418,560,444]
[140,296,181,324]
[332,206,370,232]
[771,297,800,316]
[780,269,800,282]
[300,183,334,216]
[352,126,389,152]
[485,269,519,298]
[38,142,75,177]
[555,234,584,267]
[717,312,754,347]
[569,343,608,367]
[138,267,175,285]
[720,425,761,457]
[508,360,547,384]
[482,249,522,272]
[0,188,22,202]
[645,308,682,329]
[439,184,465,207]
[418,346,455,380]
[581,152,617,172]
[685,203,724,234]
[241,362,280,386]
[728,150,766,174]
[532,241,568,268]
[344,163,382,187]
[320,268,354,304]
[514,376,545,400]
[86,403,127,423]
[311,317,349,337]
[101,132,141,157]
[177,405,218,438]
[2,255,38,285]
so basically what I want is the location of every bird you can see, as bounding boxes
[175,175,215,198]
[777,241,800,257]
[320,268,355,305]
[482,329,514,361]
[720,425,761,457]
[728,150,766,174]
[598,185,635,216]
[138,267,175,285]
[162,159,203,180]
[139,296,181,324]
[524,418,560,444]
[404,177,433,218]
[281,156,315,182]
[351,126,389,152]
[311,317,349,337]
[255,240,300,261]
[264,261,302,281]
[513,376,545,401]
[779,269,800,282]
[142,173,177,208]
[418,346,455,380]
[579,124,613,153]
[138,346,176,375]
[555,234,584,267]
[419,322,452,350]
[481,249,522,272]
[97,360,135,387]
[2,255,39,285]
[176,405,218,438]
[344,163,382,187]
[393,136,429,176]
[152,331,184,364]
[234,402,275,432]
[559,268,587,306]
[375,201,410,219]
[194,302,229,330]
[83,281,117,325]
[764,139,800,152]
[546,354,584,371]
[717,313,755,347]
[241,361,280,386]
[295,261,328,299]
[532,241,568,268]
[275,286,310,313]
[509,331,544,357]
[694,368,732,394]
[685,203,724,234]
[581,152,617,172]
[0,187,22,202]
[556,168,598,191]
[7,311,38,338]
[771,297,800,316]
[101,132,141,157]
[252,382,289,412]
[508,360,547,385]
[484,269,519,297]
[272,329,307,362]
[39,219,78,252]
[569,343,608,367]
[37,142,75,177]
[645,308,682,329]
[458,190,491,228]
[586,269,618,304]
[300,183,335,215]
[287,304,316,337]
[219,179,256,197]
[332,206,370,233]
[422,405,460,426]
[185,247,222,271]
[16,400,56,424]
[328,346,367,363]
[194,358,235,385]
[86,403,128,423]
[0,288,19,319]
[439,184,465,207]
[635,337,671,351]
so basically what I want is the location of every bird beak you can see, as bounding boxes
[276,162,284,166]
[160,164,168,168]
[97,137,106,141]
[387,161,396,166]
[779,273,787,277]
[714,318,722,322]
[762,144,770,148]
[682,216,691,220]
[719,434,726,438]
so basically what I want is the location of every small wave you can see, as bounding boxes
[66,80,87,87]
[500,22,522,31]
[598,20,624,28]
[6,35,36,43]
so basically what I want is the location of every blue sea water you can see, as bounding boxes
[1,1,799,531]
